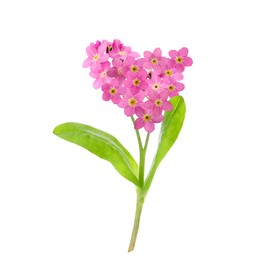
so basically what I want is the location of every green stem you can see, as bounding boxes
[128,190,145,252]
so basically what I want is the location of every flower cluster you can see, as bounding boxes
[83,39,192,133]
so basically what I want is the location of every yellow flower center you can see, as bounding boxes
[93,55,99,61]
[119,51,126,56]
[133,78,140,86]
[128,98,137,107]
[143,114,151,122]
[118,68,122,75]
[153,84,159,90]
[176,56,183,63]
[165,70,172,76]
[130,65,138,73]
[101,71,107,78]
[168,84,175,91]
[155,99,162,106]
[151,58,158,65]
[109,87,117,95]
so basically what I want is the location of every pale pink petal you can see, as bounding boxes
[143,61,152,69]
[107,67,118,77]
[82,58,92,68]
[175,63,185,72]
[152,113,164,123]
[99,54,109,63]
[112,94,121,104]
[125,106,135,116]
[102,92,111,101]
[86,45,97,57]
[173,73,183,81]
[162,100,173,111]
[143,51,153,60]
[101,83,110,91]
[175,82,185,91]
[169,50,178,59]
[178,47,188,57]
[160,90,169,100]
[183,57,193,66]
[134,118,144,129]
[144,100,154,109]
[135,106,145,117]
[93,78,102,89]
[144,122,154,133]
[153,48,162,58]
[118,98,128,108]
[98,42,107,54]
[130,86,140,95]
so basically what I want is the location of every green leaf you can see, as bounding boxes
[53,122,139,186]
[152,95,186,169]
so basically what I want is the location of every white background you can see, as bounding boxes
[1,0,258,259]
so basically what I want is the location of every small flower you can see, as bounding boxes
[107,58,126,84]
[118,90,145,116]
[101,79,126,104]
[89,62,111,89]
[169,47,193,72]
[144,90,172,114]
[124,70,148,95]
[162,60,183,81]
[122,56,145,75]
[143,48,167,74]
[134,107,164,133]
[108,39,140,60]
[83,41,109,69]
[163,77,185,98]
[146,71,164,94]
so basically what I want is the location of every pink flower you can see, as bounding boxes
[83,41,109,69]
[134,107,164,133]
[122,56,145,75]
[118,90,145,116]
[163,77,185,98]
[124,70,148,95]
[101,79,126,104]
[108,39,140,60]
[89,62,111,89]
[146,71,164,94]
[169,47,193,72]
[107,58,126,84]
[143,48,167,74]
[144,90,172,114]
[161,60,183,81]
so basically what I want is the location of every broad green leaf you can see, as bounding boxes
[53,122,139,186]
[152,96,186,170]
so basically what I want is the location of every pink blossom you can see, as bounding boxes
[101,79,126,104]
[89,62,111,89]
[124,70,148,95]
[134,107,164,133]
[161,60,183,81]
[169,47,193,72]
[163,77,185,98]
[144,90,172,115]
[143,48,167,74]
[118,90,145,116]
[122,56,145,75]
[108,39,140,60]
[146,71,164,94]
[107,58,126,84]
[83,41,109,69]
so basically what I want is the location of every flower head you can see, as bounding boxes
[134,107,163,133]
[101,79,126,104]
[83,41,109,69]
[169,47,193,72]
